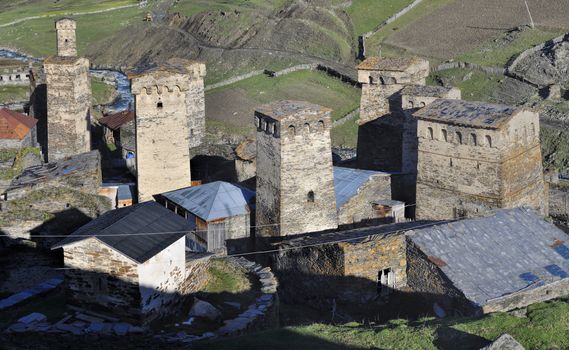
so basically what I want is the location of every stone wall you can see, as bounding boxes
[337,173,392,225]
[0,126,36,148]
[44,56,91,161]
[255,102,338,237]
[131,61,205,202]
[406,240,474,316]
[62,238,143,321]
[415,110,547,220]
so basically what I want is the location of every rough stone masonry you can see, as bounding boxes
[129,58,206,202]
[44,18,91,161]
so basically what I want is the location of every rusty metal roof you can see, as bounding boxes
[413,99,520,129]
[98,110,134,130]
[356,56,423,72]
[255,100,332,121]
[0,108,37,140]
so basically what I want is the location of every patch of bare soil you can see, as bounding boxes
[385,0,569,60]
[205,88,258,127]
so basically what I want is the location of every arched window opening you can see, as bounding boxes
[304,123,311,133]
[471,133,477,146]
[409,101,414,109]
[427,127,434,140]
[157,101,163,108]
[307,191,315,203]
[456,132,463,145]
[369,76,374,84]
[420,101,426,108]
[288,125,296,136]
[441,129,448,142]
[485,135,492,147]
[317,120,325,130]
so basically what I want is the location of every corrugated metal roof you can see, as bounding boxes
[98,110,134,130]
[0,108,37,140]
[52,202,190,264]
[408,208,569,306]
[161,181,255,221]
[333,166,389,209]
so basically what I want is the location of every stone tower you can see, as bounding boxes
[44,18,91,161]
[129,58,206,202]
[356,56,429,172]
[255,101,338,237]
[414,99,547,220]
[56,18,77,57]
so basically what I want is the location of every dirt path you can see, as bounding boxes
[0,3,139,28]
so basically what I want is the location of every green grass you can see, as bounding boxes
[457,28,563,67]
[92,79,117,106]
[541,125,569,170]
[193,297,569,350]
[204,259,251,294]
[347,0,414,37]
[0,147,40,181]
[171,0,288,16]
[208,70,361,122]
[365,0,453,56]
[0,6,143,57]
[427,68,501,102]
[0,85,29,104]
[331,116,359,148]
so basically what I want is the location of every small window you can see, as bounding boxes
[304,123,311,133]
[456,132,463,145]
[441,129,448,142]
[65,39,69,43]
[317,120,325,130]
[288,125,296,135]
[420,101,426,108]
[255,116,261,128]
[307,191,315,203]
[157,102,163,108]
[471,133,477,146]
[369,76,374,84]
[190,129,194,137]
[377,268,395,296]
[450,158,453,167]
[409,101,414,109]
[271,123,277,135]
[485,135,492,147]
[427,127,434,140]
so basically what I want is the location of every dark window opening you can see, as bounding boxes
[377,268,394,296]
[157,102,163,108]
[307,191,315,203]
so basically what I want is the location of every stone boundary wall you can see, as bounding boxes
[431,61,505,76]
[266,63,318,77]
[506,32,569,85]
[316,64,360,86]
[333,108,360,127]
[361,0,424,39]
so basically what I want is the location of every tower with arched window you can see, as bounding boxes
[129,58,206,202]
[254,100,338,237]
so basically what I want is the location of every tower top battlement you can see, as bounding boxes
[357,56,429,85]
[255,100,331,123]
[128,58,206,95]
[55,18,77,57]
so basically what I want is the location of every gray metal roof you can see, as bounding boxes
[161,181,255,221]
[52,202,190,264]
[334,166,389,209]
[117,184,136,200]
[408,208,569,306]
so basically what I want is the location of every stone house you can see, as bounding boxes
[52,201,208,324]
[98,110,134,148]
[157,181,255,254]
[407,207,569,316]
[414,99,547,220]
[0,108,38,148]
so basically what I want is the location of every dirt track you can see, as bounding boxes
[385,0,569,59]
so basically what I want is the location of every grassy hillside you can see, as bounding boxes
[347,0,414,36]
[193,296,569,350]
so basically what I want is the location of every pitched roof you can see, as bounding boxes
[255,100,331,121]
[333,166,389,208]
[408,208,569,307]
[413,99,520,129]
[161,181,255,221]
[98,110,134,130]
[356,56,424,72]
[400,85,454,98]
[0,109,37,140]
[52,201,190,264]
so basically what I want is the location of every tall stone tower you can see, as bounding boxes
[129,58,206,202]
[356,57,429,172]
[44,18,91,161]
[56,18,77,57]
[255,101,338,237]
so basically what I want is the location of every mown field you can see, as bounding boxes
[193,296,569,350]
[205,70,360,147]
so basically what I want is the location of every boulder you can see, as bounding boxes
[480,334,525,350]
[188,298,222,321]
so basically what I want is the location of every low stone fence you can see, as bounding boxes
[431,61,505,75]
[265,63,318,77]
[333,108,360,127]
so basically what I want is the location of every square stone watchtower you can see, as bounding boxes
[129,58,206,202]
[44,18,91,161]
[357,56,429,125]
[56,18,77,57]
[255,101,338,237]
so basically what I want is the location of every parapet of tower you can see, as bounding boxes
[55,18,77,57]
[128,58,206,202]
[357,56,430,125]
[254,100,338,237]
[44,18,91,161]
